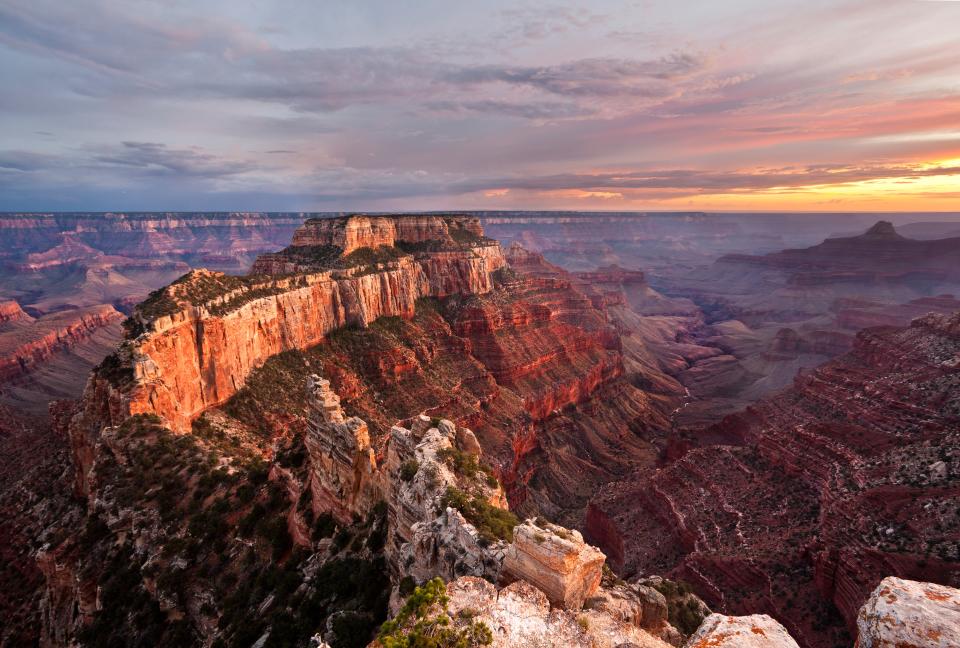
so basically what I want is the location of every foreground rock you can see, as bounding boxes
[444,576,672,648]
[855,577,960,648]
[502,518,604,609]
[686,614,800,648]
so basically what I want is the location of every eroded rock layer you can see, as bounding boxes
[72,216,504,473]
[588,312,960,648]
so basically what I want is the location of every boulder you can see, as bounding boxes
[855,577,960,648]
[455,426,482,456]
[685,614,800,647]
[501,518,605,610]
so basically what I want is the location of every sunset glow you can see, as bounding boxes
[2,0,960,211]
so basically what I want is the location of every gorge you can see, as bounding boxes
[2,213,959,648]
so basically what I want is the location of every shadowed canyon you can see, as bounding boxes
[1,212,959,648]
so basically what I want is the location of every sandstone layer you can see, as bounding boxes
[290,214,486,254]
[71,215,505,484]
[588,312,960,647]
[502,518,605,609]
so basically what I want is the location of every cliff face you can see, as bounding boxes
[0,212,303,261]
[588,312,960,648]
[0,300,29,324]
[290,214,485,254]
[0,305,124,382]
[71,217,665,528]
[90,215,504,443]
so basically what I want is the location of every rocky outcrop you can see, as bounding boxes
[502,518,605,610]
[0,300,28,324]
[440,576,674,648]
[385,415,510,583]
[289,214,486,254]
[85,217,504,440]
[304,375,380,525]
[36,544,96,647]
[855,577,960,648]
[302,374,510,583]
[717,221,960,283]
[686,614,800,648]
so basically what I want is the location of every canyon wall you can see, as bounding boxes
[70,215,505,494]
[588,312,960,647]
[0,212,304,262]
[0,305,123,382]
[290,214,485,253]
[125,256,503,434]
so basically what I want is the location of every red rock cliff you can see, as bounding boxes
[69,216,505,494]
[290,214,486,253]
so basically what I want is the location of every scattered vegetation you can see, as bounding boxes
[339,245,406,269]
[378,578,492,648]
[95,349,134,387]
[76,410,392,648]
[491,267,519,285]
[650,579,707,636]
[275,244,343,267]
[400,459,420,482]
[439,487,518,545]
[436,447,497,487]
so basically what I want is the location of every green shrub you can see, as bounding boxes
[313,512,337,540]
[439,487,518,544]
[378,578,492,648]
[400,460,420,482]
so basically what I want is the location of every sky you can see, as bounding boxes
[1,0,960,212]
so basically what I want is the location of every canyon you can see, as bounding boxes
[587,311,960,647]
[0,212,305,415]
[3,212,959,648]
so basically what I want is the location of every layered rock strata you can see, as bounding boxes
[588,312,960,647]
[0,305,123,382]
[304,375,380,525]
[502,518,605,609]
[69,215,505,495]
[290,214,486,253]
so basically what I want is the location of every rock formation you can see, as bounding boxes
[502,518,605,609]
[0,212,302,265]
[855,577,960,648]
[69,217,670,532]
[68,215,505,483]
[0,300,28,324]
[588,312,960,647]
[439,576,673,648]
[304,375,380,524]
[0,305,123,382]
[289,214,486,254]
[686,614,801,648]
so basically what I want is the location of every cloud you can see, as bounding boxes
[496,5,609,43]
[444,54,706,98]
[426,99,594,120]
[91,141,256,178]
[454,162,960,196]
